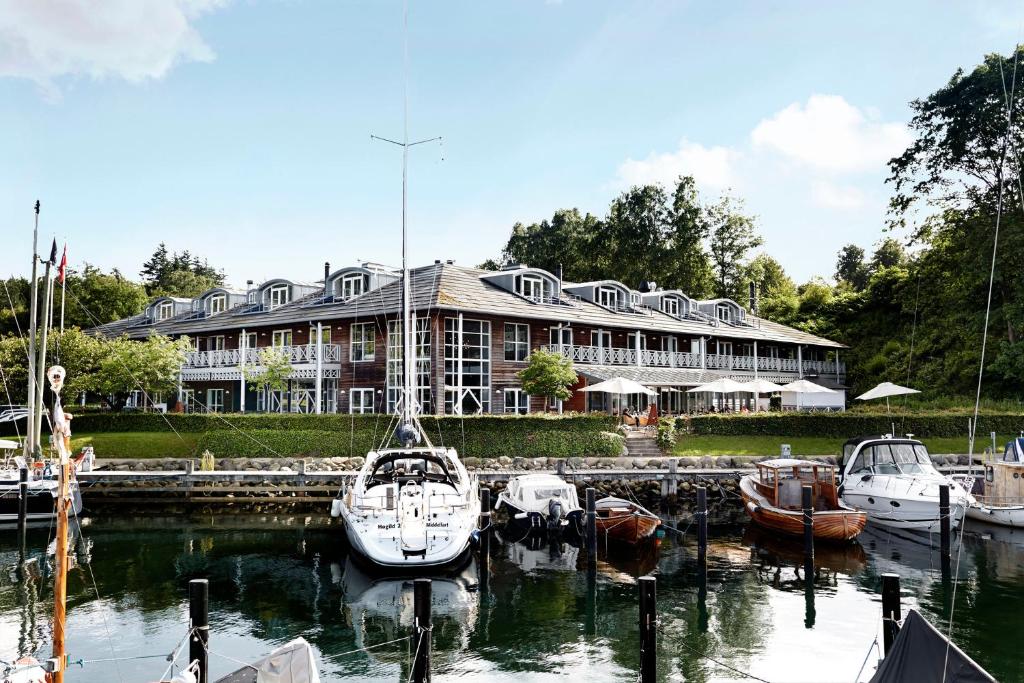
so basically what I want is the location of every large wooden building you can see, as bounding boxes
[92,261,847,415]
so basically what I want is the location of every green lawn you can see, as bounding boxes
[70,432,199,458]
[671,434,1006,457]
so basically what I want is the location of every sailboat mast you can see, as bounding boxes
[25,202,39,459]
[401,0,414,427]
[49,373,70,683]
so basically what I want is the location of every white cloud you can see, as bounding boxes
[615,138,739,190]
[750,94,911,173]
[811,180,868,210]
[0,0,229,97]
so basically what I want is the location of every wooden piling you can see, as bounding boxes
[412,578,432,683]
[939,484,951,569]
[556,459,566,478]
[881,573,901,656]
[638,576,657,683]
[802,484,814,583]
[696,485,708,565]
[479,487,491,584]
[189,578,209,683]
[586,487,597,567]
[17,468,28,549]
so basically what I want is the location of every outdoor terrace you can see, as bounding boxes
[180,343,342,381]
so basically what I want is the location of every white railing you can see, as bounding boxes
[184,343,341,369]
[543,344,845,376]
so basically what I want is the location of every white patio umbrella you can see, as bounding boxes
[737,379,786,412]
[779,379,836,411]
[581,377,656,422]
[687,377,752,412]
[855,381,920,414]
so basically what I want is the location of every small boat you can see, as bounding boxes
[594,497,661,545]
[0,454,83,524]
[214,638,321,683]
[966,436,1024,527]
[495,473,583,537]
[839,435,973,533]
[741,459,866,542]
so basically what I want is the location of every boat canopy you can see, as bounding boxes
[1003,438,1024,463]
[506,474,581,511]
[868,610,994,683]
[756,458,835,471]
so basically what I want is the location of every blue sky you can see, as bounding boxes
[2,0,1023,288]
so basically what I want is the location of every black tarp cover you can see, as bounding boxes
[869,610,995,683]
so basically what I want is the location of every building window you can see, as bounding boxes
[549,327,573,347]
[350,388,375,414]
[272,330,292,348]
[207,388,224,413]
[208,294,226,315]
[716,303,732,323]
[591,330,611,348]
[627,332,647,350]
[209,335,226,351]
[157,301,174,320]
[662,298,680,317]
[597,286,619,309]
[269,284,290,309]
[240,332,257,350]
[718,340,733,356]
[180,389,195,413]
[351,323,375,362]
[309,326,331,345]
[341,273,365,300]
[661,336,678,353]
[387,318,432,414]
[504,323,529,361]
[518,275,545,301]
[503,388,529,414]
[444,317,490,414]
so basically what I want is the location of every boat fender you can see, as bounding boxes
[493,497,503,510]
[330,499,343,518]
[745,501,760,516]
[514,512,530,520]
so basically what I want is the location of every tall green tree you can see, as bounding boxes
[869,238,908,271]
[140,243,225,296]
[835,244,869,290]
[518,349,577,406]
[707,195,762,299]
[95,334,190,411]
[666,176,714,297]
[65,264,149,328]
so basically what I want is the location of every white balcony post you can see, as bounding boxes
[635,330,642,367]
[835,349,841,383]
[797,345,804,379]
[239,327,247,413]
[753,340,758,380]
[700,337,707,370]
[315,321,323,414]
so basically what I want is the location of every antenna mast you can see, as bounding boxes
[370,0,440,445]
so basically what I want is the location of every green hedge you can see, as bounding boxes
[195,427,624,459]
[682,412,1024,438]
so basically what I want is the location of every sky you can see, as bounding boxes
[2,0,1023,289]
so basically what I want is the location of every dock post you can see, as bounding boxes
[189,579,209,683]
[18,467,28,550]
[696,485,708,566]
[412,578,432,683]
[881,573,901,655]
[939,484,951,571]
[802,484,814,583]
[479,486,491,587]
[586,487,597,568]
[556,459,566,478]
[638,576,657,683]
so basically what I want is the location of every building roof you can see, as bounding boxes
[91,262,845,349]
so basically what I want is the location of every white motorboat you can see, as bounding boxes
[495,473,583,537]
[839,435,974,533]
[966,437,1024,527]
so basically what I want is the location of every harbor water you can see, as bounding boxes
[2,512,1022,682]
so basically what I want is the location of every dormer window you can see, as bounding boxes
[157,301,174,321]
[597,286,619,309]
[208,294,226,316]
[663,298,680,317]
[519,274,545,301]
[630,292,641,309]
[340,273,365,300]
[716,304,732,323]
[269,285,290,309]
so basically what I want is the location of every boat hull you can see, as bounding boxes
[966,502,1024,528]
[841,490,966,533]
[594,511,661,545]
[0,481,82,523]
[499,499,584,540]
[740,477,866,542]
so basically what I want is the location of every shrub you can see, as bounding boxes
[656,421,677,450]
[680,412,1024,439]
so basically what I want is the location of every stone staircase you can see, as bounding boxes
[624,430,664,457]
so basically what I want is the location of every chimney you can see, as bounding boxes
[749,281,758,315]
[324,261,330,283]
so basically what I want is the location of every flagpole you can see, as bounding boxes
[59,243,67,332]
[25,201,40,459]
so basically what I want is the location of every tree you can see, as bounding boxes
[243,347,293,412]
[517,349,577,407]
[835,244,869,290]
[869,238,908,271]
[666,176,714,297]
[94,334,190,410]
[743,254,797,319]
[65,264,149,328]
[152,269,221,299]
[500,208,601,282]
[140,243,225,296]
[707,195,762,299]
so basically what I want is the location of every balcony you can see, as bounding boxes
[181,344,342,381]
[541,344,844,379]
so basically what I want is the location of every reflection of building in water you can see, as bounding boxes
[336,556,479,665]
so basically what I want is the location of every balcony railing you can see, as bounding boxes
[184,344,341,369]
[541,344,844,377]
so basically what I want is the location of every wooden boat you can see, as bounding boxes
[594,497,662,545]
[740,459,866,542]
[967,437,1024,527]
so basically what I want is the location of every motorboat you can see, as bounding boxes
[495,473,583,538]
[838,435,973,533]
[740,459,866,542]
[594,497,662,545]
[966,436,1024,527]
[0,454,83,524]
[332,448,480,569]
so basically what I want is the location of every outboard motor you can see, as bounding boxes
[547,498,564,535]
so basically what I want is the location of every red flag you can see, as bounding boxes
[58,244,68,284]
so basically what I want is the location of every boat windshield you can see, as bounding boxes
[366,452,460,488]
[849,442,934,475]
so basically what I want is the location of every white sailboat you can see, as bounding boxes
[839,435,974,533]
[329,6,480,567]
